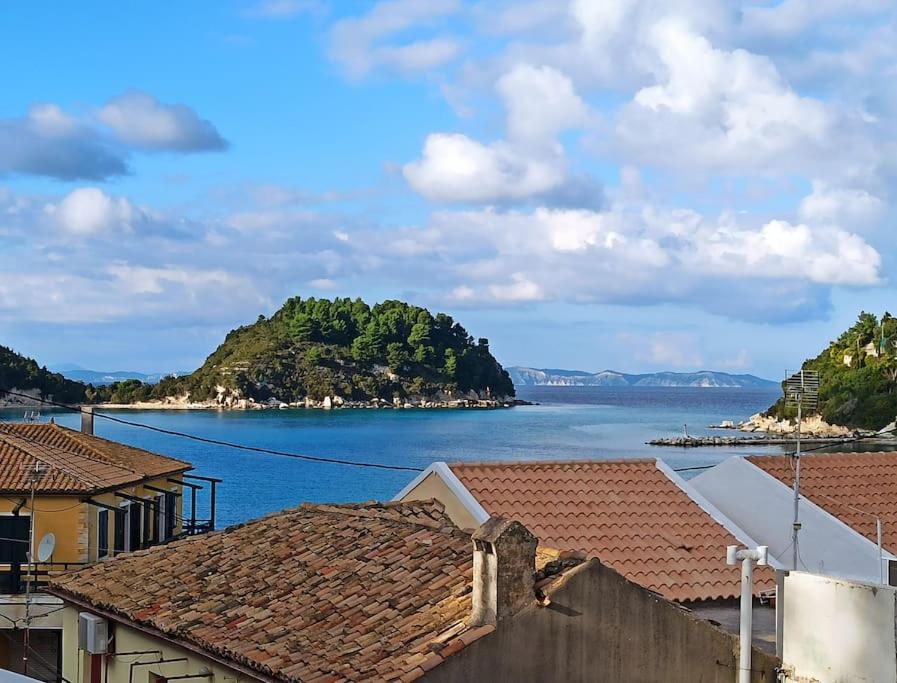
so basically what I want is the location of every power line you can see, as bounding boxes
[0,390,424,473]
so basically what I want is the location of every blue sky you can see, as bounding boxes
[1,0,895,379]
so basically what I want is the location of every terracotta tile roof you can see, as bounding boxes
[448,459,773,602]
[0,422,190,494]
[749,451,897,553]
[47,501,497,682]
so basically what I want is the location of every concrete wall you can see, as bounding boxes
[692,457,893,584]
[782,572,897,683]
[426,559,780,683]
[60,606,245,683]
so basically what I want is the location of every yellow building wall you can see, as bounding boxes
[0,476,184,569]
[60,606,249,683]
[398,472,481,531]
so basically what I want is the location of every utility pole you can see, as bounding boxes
[23,461,39,675]
[792,377,802,572]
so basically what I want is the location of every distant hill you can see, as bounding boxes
[766,311,897,429]
[507,367,776,388]
[51,366,189,386]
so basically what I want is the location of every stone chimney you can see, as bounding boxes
[81,406,95,435]
[469,516,537,626]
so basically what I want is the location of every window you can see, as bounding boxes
[0,515,30,563]
[142,501,153,548]
[165,493,177,538]
[97,510,109,559]
[155,494,166,542]
[113,509,125,555]
[128,502,141,551]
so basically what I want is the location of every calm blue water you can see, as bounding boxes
[1,386,785,528]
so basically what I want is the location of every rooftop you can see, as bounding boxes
[0,422,190,494]
[48,501,495,682]
[447,459,774,602]
[749,451,897,552]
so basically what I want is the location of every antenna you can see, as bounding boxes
[783,369,820,571]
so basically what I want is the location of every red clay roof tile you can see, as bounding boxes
[48,501,481,682]
[0,422,189,493]
[449,459,773,602]
[749,451,897,552]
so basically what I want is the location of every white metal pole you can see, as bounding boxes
[739,555,753,683]
[728,545,768,683]
[792,393,802,571]
[878,518,883,585]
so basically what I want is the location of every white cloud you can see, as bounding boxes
[403,133,565,203]
[497,64,588,144]
[0,105,126,180]
[740,0,891,38]
[329,0,461,78]
[99,91,227,151]
[53,188,136,235]
[798,182,886,229]
[404,64,589,203]
[618,20,832,172]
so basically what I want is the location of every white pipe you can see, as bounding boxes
[728,545,768,683]
[739,556,753,683]
[878,518,883,585]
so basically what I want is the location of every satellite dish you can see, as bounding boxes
[37,533,56,562]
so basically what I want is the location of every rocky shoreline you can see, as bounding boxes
[710,412,875,438]
[89,395,532,411]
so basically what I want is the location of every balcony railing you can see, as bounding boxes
[0,561,88,595]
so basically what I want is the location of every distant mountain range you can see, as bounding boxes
[50,365,189,386]
[507,367,777,388]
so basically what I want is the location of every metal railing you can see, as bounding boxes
[0,561,87,594]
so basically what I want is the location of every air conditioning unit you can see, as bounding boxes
[78,612,108,654]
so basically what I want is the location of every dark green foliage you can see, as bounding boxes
[0,345,88,403]
[768,311,897,429]
[94,296,513,404]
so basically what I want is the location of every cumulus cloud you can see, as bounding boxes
[99,91,228,151]
[329,0,461,78]
[404,64,593,205]
[798,182,886,230]
[52,188,137,235]
[0,105,127,180]
[740,0,891,38]
[0,93,227,180]
[618,20,833,172]
[339,202,880,320]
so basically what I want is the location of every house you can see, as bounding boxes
[393,459,779,604]
[0,415,218,681]
[865,341,880,357]
[44,500,779,682]
[691,453,897,586]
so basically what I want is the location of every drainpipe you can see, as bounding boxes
[727,545,768,683]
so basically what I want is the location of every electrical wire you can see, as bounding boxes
[1,390,425,472]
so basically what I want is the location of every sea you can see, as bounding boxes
[0,385,824,528]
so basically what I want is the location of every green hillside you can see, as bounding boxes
[0,345,94,404]
[768,312,897,429]
[93,297,515,404]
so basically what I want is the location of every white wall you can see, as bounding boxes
[782,572,897,683]
[691,457,894,584]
